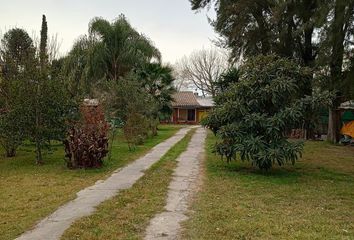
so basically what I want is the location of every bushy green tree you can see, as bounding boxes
[28,15,77,164]
[0,28,36,157]
[215,67,240,94]
[0,19,77,163]
[0,79,26,157]
[191,0,354,143]
[204,55,331,170]
[101,73,152,147]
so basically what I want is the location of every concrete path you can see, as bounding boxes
[144,127,207,240]
[16,127,193,240]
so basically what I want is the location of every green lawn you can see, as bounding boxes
[0,125,180,240]
[182,131,354,240]
[61,128,196,240]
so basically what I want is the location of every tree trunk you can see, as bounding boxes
[36,140,43,165]
[327,107,340,143]
[5,147,16,158]
[327,0,347,144]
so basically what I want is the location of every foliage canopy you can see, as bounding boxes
[204,55,331,170]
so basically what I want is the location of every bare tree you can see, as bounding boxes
[172,64,193,91]
[176,48,230,97]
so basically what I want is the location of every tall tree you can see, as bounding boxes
[61,36,94,97]
[190,0,326,68]
[192,0,354,143]
[63,15,161,97]
[88,15,161,82]
[33,14,49,164]
[0,28,36,157]
[176,48,229,97]
[27,16,76,164]
[320,0,354,142]
[39,14,48,69]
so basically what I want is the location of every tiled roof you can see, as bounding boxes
[172,91,214,108]
[197,97,214,107]
[172,91,200,108]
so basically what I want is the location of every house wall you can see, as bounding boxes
[197,108,210,122]
[169,108,212,124]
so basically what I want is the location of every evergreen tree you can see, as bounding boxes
[204,55,331,170]
[0,28,36,157]
[192,0,354,143]
[39,14,48,69]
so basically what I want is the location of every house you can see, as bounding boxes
[170,91,214,124]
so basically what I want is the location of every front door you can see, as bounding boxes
[187,109,195,122]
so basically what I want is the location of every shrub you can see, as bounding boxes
[63,100,109,169]
[123,112,149,150]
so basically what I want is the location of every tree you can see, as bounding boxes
[0,28,36,157]
[103,73,152,147]
[32,14,49,164]
[61,36,94,97]
[204,55,331,170]
[0,79,26,157]
[19,54,74,164]
[62,15,161,98]
[214,67,240,94]
[39,15,48,69]
[176,48,229,97]
[137,63,176,124]
[192,0,354,143]
[317,0,354,143]
[190,0,323,67]
[88,15,160,82]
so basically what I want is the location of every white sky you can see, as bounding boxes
[0,0,216,64]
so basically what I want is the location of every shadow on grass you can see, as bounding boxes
[207,154,354,185]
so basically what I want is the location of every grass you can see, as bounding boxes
[61,128,196,240]
[0,125,181,240]
[182,131,354,240]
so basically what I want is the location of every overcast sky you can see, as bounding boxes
[0,0,216,64]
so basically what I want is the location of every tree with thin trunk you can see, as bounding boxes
[176,48,229,97]
[23,15,75,164]
[34,14,49,164]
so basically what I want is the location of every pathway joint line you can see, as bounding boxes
[16,127,192,240]
[144,127,207,240]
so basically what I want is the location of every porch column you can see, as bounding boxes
[177,108,180,123]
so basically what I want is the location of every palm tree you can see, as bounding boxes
[138,63,176,122]
[88,15,161,82]
[63,15,161,97]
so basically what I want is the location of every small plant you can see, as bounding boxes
[64,100,109,169]
[123,112,149,150]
